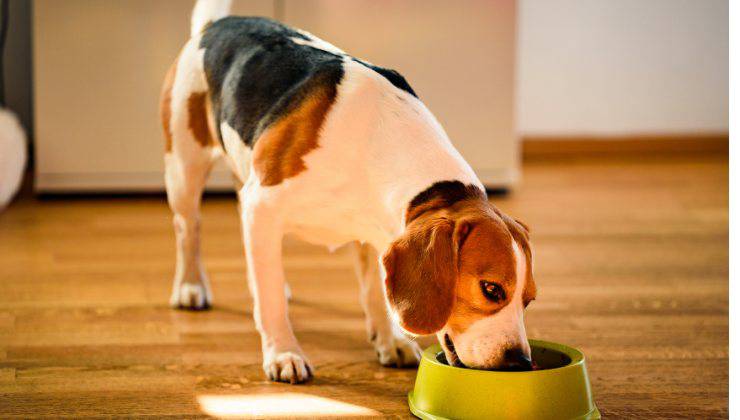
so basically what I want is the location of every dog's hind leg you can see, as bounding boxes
[352,242,422,367]
[164,144,214,310]
[161,40,218,310]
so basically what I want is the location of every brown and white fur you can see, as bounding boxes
[160,0,536,384]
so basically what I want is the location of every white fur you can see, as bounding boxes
[191,0,232,37]
[238,183,312,382]
[220,122,251,182]
[440,238,530,369]
[290,33,346,56]
[0,109,27,210]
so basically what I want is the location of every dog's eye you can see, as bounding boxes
[480,281,506,303]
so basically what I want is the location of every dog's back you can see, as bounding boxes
[166,5,425,186]
[200,17,346,151]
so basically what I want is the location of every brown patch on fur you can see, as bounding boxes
[160,60,178,152]
[187,92,216,147]
[252,83,337,186]
[204,93,220,146]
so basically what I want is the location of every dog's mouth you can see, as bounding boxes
[442,334,466,368]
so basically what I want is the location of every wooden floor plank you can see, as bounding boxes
[0,154,728,417]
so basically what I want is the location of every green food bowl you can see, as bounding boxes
[408,340,600,420]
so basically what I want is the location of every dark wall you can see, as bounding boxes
[4,0,32,141]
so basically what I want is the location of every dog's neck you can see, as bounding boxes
[361,91,483,250]
[405,181,488,224]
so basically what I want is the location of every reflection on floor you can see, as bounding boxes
[198,392,380,418]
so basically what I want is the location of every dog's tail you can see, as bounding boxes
[191,0,232,37]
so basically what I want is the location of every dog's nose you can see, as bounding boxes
[502,348,533,371]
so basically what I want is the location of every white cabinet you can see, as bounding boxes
[33,0,517,192]
[32,0,273,192]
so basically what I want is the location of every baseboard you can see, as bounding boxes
[34,170,235,194]
[475,166,521,190]
[521,133,728,159]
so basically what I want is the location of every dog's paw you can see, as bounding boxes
[169,282,212,310]
[374,334,422,368]
[263,351,313,384]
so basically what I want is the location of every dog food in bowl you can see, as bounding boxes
[435,345,572,371]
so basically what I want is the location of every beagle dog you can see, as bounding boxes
[161,0,536,384]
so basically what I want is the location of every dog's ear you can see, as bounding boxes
[501,214,537,304]
[502,214,530,241]
[382,215,463,335]
[514,218,530,236]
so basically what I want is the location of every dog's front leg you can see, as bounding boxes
[352,242,421,367]
[239,188,312,384]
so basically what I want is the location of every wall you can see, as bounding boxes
[517,0,729,137]
[32,0,275,191]
[4,0,32,139]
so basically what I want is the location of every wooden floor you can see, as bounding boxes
[0,154,728,418]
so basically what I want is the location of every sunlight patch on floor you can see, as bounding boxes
[197,392,380,418]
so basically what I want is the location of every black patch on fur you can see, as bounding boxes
[353,59,418,98]
[200,17,344,148]
[407,180,486,222]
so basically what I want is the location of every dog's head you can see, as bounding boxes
[383,190,536,370]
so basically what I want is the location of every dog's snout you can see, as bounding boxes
[502,348,533,371]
